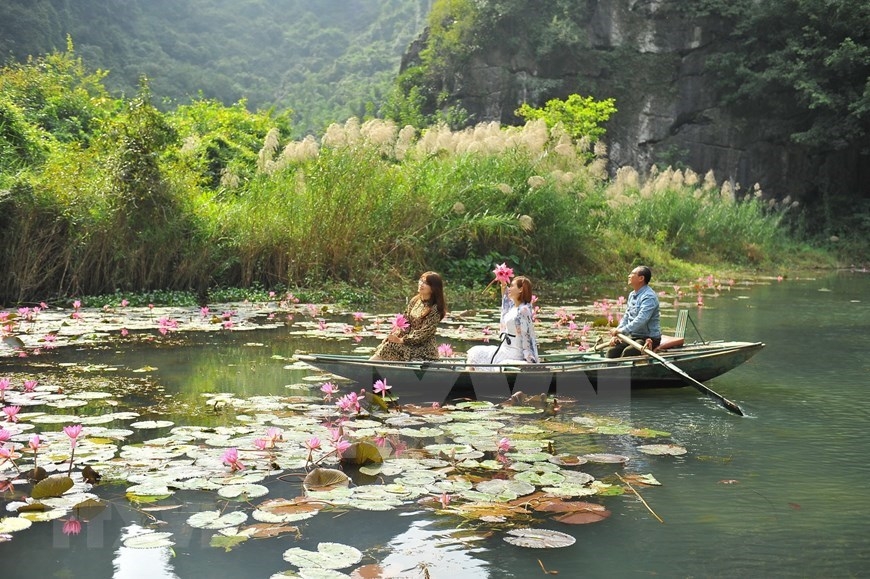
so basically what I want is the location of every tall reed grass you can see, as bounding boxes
[1,112,801,304]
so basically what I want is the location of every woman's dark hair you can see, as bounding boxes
[421,271,447,320]
[513,275,533,304]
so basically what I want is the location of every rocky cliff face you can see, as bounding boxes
[405,0,867,204]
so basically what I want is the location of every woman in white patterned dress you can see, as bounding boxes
[466,275,538,369]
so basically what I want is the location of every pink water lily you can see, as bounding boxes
[437,343,454,357]
[334,439,352,454]
[353,312,365,322]
[63,424,83,443]
[320,382,338,400]
[28,434,40,451]
[23,379,37,392]
[222,447,245,471]
[336,391,361,413]
[0,428,10,443]
[391,314,410,332]
[63,517,83,536]
[497,437,512,453]
[0,378,9,401]
[493,263,514,284]
[439,492,451,508]
[253,438,269,451]
[305,436,321,451]
[3,406,21,423]
[373,379,391,396]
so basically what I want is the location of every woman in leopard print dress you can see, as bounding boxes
[371,271,447,361]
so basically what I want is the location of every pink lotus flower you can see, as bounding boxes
[200,306,210,317]
[3,406,21,423]
[353,312,365,322]
[334,439,352,454]
[493,263,514,284]
[222,447,244,471]
[336,392,361,413]
[305,436,321,451]
[62,518,82,536]
[373,379,391,396]
[437,343,454,357]
[120,328,129,337]
[222,320,234,329]
[320,382,338,400]
[23,379,37,392]
[121,299,129,307]
[439,492,451,508]
[72,300,81,310]
[28,434,40,451]
[254,438,269,451]
[497,437,512,453]
[63,424,83,445]
[266,427,283,443]
[391,314,410,332]
[0,427,10,443]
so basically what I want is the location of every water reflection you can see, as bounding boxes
[114,524,179,579]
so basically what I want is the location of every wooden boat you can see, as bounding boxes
[297,339,764,405]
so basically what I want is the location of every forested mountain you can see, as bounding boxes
[0,0,431,136]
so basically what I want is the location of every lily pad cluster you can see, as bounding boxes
[1,365,689,578]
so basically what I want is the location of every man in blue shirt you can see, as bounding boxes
[606,265,661,358]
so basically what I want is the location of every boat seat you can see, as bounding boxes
[654,310,687,352]
[655,335,684,352]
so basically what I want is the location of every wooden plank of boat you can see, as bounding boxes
[296,340,764,404]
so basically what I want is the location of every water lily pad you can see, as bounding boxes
[582,453,630,464]
[282,541,363,570]
[130,420,175,429]
[548,454,588,467]
[187,510,248,529]
[0,516,33,534]
[637,444,687,456]
[31,475,74,499]
[253,498,322,523]
[218,483,270,500]
[303,468,350,492]
[123,531,175,549]
[503,528,576,548]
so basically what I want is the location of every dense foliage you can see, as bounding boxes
[0,48,810,305]
[0,0,430,137]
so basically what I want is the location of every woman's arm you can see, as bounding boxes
[515,304,538,363]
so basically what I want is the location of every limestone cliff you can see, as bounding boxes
[402,0,867,205]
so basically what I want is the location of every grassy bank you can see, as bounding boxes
[0,49,840,307]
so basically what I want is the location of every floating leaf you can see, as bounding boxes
[210,533,249,552]
[218,484,270,500]
[0,517,34,533]
[31,475,74,499]
[187,510,248,530]
[253,498,323,523]
[503,528,576,548]
[123,531,174,549]
[282,541,363,570]
[548,454,588,467]
[303,468,350,492]
[339,442,383,466]
[582,453,630,464]
[637,444,687,456]
[73,498,107,521]
[630,427,672,438]
[130,420,174,429]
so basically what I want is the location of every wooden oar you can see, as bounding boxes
[616,333,745,416]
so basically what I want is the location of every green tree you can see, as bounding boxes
[515,94,617,141]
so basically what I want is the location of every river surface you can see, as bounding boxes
[1,271,867,578]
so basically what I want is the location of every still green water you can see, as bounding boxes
[1,271,868,578]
